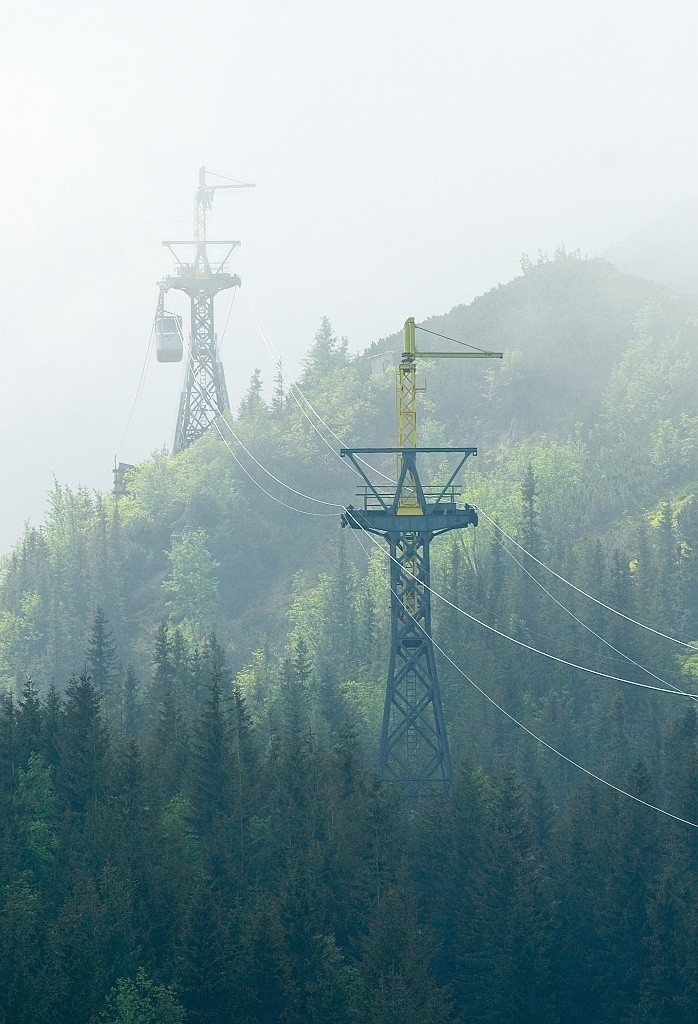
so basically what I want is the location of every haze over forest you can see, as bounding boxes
[1,4,697,1023]
[0,247,696,1023]
[3,1,698,551]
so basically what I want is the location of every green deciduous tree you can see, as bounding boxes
[99,967,186,1024]
[162,530,220,642]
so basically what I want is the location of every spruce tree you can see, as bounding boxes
[360,875,456,1024]
[121,665,139,739]
[58,672,109,819]
[520,461,541,555]
[17,677,42,768]
[237,368,266,419]
[86,606,119,720]
[272,362,285,418]
[190,664,232,838]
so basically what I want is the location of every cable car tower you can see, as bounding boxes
[157,167,254,453]
[341,318,502,796]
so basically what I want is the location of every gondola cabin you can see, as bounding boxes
[155,315,184,362]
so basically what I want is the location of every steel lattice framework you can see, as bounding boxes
[159,167,253,453]
[341,447,477,795]
[171,280,233,452]
[340,318,502,795]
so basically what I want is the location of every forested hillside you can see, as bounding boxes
[2,252,694,709]
[0,250,696,1022]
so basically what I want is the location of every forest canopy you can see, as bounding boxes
[0,252,696,1023]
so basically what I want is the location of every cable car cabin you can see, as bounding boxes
[155,315,183,362]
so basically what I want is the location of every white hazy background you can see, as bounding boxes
[1,0,697,552]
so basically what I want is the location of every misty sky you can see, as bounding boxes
[2,0,697,552]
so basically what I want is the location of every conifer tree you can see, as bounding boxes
[654,501,679,631]
[303,317,341,382]
[230,685,259,880]
[17,677,42,767]
[152,622,174,691]
[41,683,62,771]
[16,752,58,875]
[677,495,698,636]
[59,672,109,819]
[662,707,698,852]
[149,682,190,804]
[279,637,313,738]
[121,665,139,739]
[520,461,541,555]
[237,368,266,419]
[149,622,175,723]
[272,363,285,418]
[176,879,241,1024]
[86,606,118,718]
[0,691,18,806]
[304,933,361,1024]
[0,875,44,1024]
[190,661,232,838]
[108,738,148,867]
[360,876,456,1024]
[235,896,300,1023]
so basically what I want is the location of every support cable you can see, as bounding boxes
[216,408,344,510]
[116,318,156,458]
[178,329,339,517]
[179,294,697,683]
[242,286,396,484]
[348,517,696,697]
[217,287,238,355]
[241,285,367,472]
[206,306,696,690]
[474,505,698,652]
[478,526,697,703]
[205,169,254,185]
[346,526,698,829]
[242,287,359,471]
[415,323,499,355]
[212,417,337,517]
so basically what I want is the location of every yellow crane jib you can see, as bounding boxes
[396,317,503,514]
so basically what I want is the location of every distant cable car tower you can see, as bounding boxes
[157,167,254,452]
[341,318,502,796]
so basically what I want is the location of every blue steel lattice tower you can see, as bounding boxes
[341,318,502,795]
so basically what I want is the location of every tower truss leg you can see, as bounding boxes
[340,445,478,796]
[381,529,452,795]
[174,290,230,453]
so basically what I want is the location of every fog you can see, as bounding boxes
[2,0,697,552]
